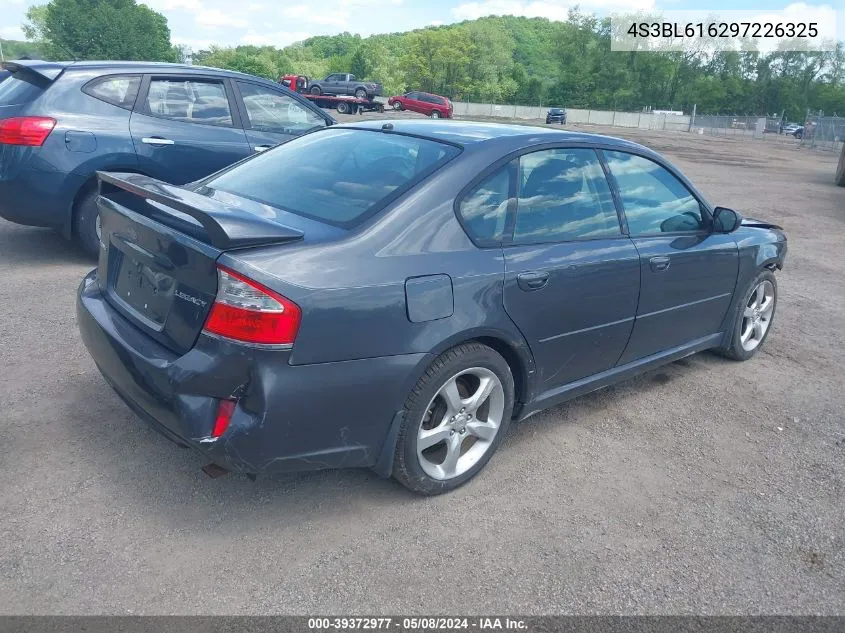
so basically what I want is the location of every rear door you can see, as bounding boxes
[129,74,251,185]
[324,74,342,94]
[232,80,329,153]
[603,150,739,363]
[405,92,425,115]
[457,147,640,392]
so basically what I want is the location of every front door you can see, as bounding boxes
[130,75,251,185]
[602,150,739,363]
[494,148,641,390]
[233,80,329,154]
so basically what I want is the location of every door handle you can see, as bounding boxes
[253,145,274,152]
[649,255,671,272]
[517,271,550,291]
[141,137,174,146]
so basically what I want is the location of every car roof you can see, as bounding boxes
[3,59,278,83]
[339,119,647,152]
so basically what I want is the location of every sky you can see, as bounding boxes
[0,0,842,52]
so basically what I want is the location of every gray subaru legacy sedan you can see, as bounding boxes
[76,120,787,494]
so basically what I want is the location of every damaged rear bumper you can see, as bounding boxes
[76,270,428,475]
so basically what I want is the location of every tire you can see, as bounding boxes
[392,101,403,111]
[354,88,368,99]
[717,269,778,361]
[309,86,322,96]
[835,144,845,187]
[336,101,350,115]
[392,342,514,495]
[430,110,441,119]
[73,188,101,260]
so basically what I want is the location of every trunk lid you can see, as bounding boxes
[96,172,305,354]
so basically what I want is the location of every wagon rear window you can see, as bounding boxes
[206,128,461,228]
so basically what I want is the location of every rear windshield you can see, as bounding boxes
[0,72,48,105]
[205,128,461,228]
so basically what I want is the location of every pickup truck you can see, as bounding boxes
[308,73,382,99]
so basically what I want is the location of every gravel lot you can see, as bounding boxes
[1,113,843,615]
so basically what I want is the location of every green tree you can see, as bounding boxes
[349,47,370,79]
[24,0,176,61]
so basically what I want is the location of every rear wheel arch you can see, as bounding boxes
[410,331,533,415]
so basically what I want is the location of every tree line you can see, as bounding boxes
[7,0,845,120]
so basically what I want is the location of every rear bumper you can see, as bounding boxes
[77,270,429,475]
[0,159,82,231]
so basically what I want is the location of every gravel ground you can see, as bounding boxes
[0,114,843,615]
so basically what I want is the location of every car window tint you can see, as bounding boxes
[0,72,47,105]
[206,129,460,228]
[237,82,325,134]
[145,79,232,127]
[604,151,704,235]
[513,148,620,243]
[83,75,141,110]
[458,165,513,244]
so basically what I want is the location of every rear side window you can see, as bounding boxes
[206,129,460,228]
[145,78,233,127]
[83,75,141,110]
[514,148,620,243]
[457,164,514,244]
[0,72,47,105]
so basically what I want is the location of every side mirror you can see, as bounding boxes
[713,206,743,233]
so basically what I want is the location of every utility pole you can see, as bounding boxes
[0,39,5,63]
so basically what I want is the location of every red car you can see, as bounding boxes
[388,91,453,118]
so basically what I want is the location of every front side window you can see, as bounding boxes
[83,74,141,110]
[206,129,460,228]
[145,78,232,127]
[603,151,705,235]
[513,148,620,243]
[237,82,325,134]
[457,164,513,244]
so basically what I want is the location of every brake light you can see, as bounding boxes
[203,266,301,346]
[0,117,56,146]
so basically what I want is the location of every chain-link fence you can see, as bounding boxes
[688,115,801,143]
[799,115,845,152]
[448,102,842,152]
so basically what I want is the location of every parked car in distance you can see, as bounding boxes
[77,120,787,495]
[389,91,453,118]
[307,73,382,99]
[781,122,801,135]
[0,59,333,257]
[546,107,567,124]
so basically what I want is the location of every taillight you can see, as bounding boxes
[0,117,56,146]
[203,266,301,346]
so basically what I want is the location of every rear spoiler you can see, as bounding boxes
[2,60,68,82]
[96,172,304,250]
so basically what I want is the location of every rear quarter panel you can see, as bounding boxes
[222,149,535,377]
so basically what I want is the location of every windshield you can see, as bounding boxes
[205,128,461,228]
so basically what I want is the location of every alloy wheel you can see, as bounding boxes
[417,367,505,480]
[740,280,775,351]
